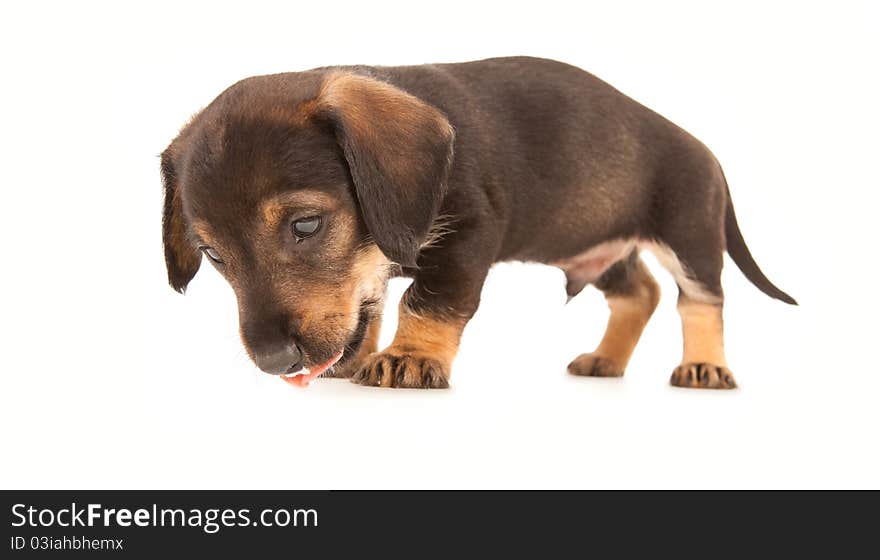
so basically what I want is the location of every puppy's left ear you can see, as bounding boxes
[314,72,454,267]
[161,144,201,293]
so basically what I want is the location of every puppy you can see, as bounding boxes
[161,56,795,390]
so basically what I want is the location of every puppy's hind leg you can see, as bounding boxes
[652,239,735,389]
[567,250,660,378]
[651,164,737,389]
[670,294,736,389]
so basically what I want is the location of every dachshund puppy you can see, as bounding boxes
[161,56,795,389]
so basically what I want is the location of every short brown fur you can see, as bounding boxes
[161,57,795,390]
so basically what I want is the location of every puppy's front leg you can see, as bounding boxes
[351,259,487,389]
[351,303,464,388]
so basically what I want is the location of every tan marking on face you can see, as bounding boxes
[289,244,390,358]
[593,268,660,371]
[320,302,385,379]
[259,190,343,231]
[189,220,214,244]
[189,220,224,259]
[295,287,360,338]
[386,306,465,368]
[678,297,727,367]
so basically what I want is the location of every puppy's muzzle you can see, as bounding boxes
[254,342,304,376]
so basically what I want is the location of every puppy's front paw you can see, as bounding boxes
[351,352,450,389]
[567,353,625,377]
[670,363,737,389]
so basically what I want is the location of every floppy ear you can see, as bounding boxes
[314,72,454,267]
[161,145,201,293]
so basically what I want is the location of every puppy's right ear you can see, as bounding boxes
[161,145,201,293]
[312,72,454,268]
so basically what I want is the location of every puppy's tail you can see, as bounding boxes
[724,180,798,305]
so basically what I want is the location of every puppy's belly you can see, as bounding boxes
[552,238,718,303]
[552,239,637,285]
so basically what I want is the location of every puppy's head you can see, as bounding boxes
[161,70,454,377]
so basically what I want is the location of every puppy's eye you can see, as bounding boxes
[201,246,224,264]
[292,216,322,240]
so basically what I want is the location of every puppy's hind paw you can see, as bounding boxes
[670,363,737,390]
[567,353,625,377]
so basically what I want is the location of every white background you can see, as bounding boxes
[1,1,877,488]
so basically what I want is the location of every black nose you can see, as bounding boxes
[254,343,304,375]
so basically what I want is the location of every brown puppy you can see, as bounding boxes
[162,56,796,390]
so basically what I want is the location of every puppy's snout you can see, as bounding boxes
[240,307,307,375]
[254,342,304,375]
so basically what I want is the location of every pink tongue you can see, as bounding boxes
[282,351,344,388]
